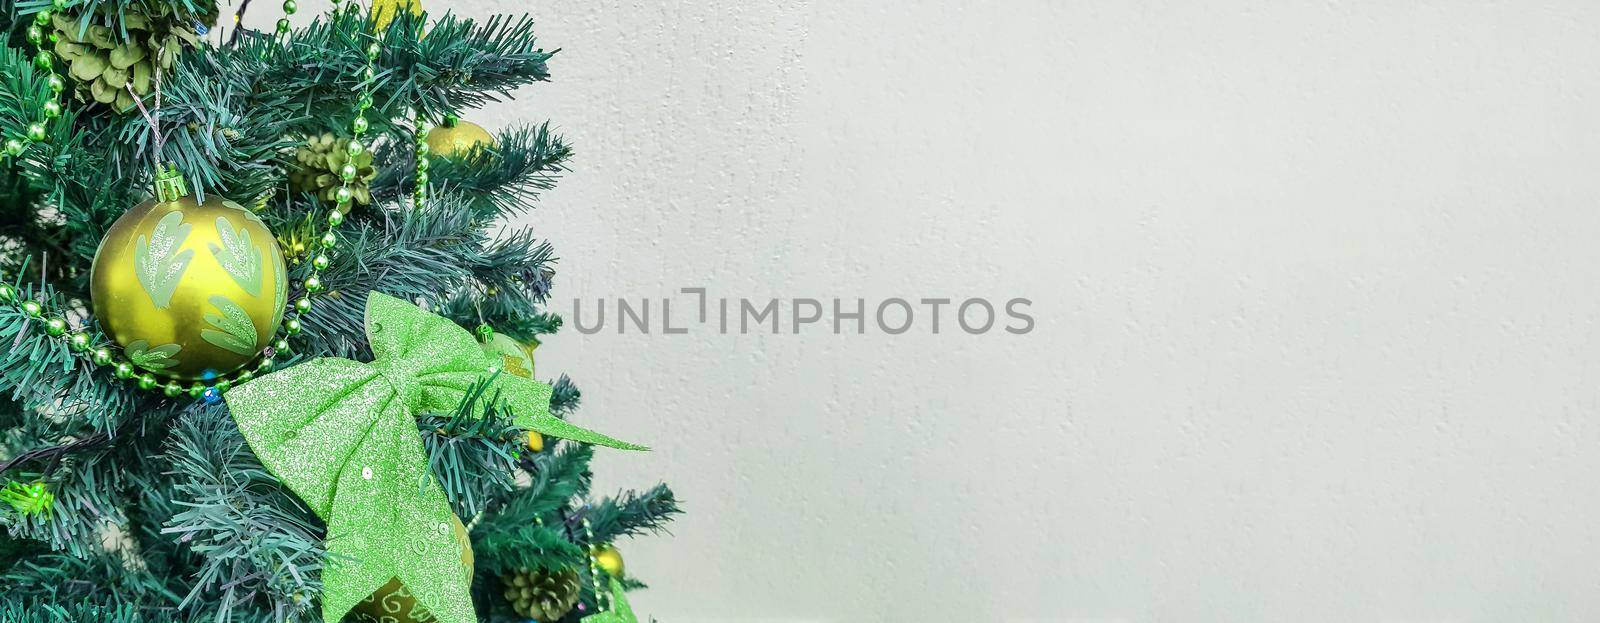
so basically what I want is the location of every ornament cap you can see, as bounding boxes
[153,164,188,203]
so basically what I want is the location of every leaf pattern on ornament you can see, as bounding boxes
[201,295,259,356]
[208,215,263,297]
[133,211,194,309]
[125,340,182,371]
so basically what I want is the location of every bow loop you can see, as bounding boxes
[364,292,488,408]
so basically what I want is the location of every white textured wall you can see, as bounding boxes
[268,0,1600,620]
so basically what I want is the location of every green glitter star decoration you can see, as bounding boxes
[581,578,639,623]
[0,481,54,517]
[225,291,647,623]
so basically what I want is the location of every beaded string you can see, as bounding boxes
[289,0,383,320]
[413,111,430,207]
[581,515,611,612]
[0,1,389,402]
[277,0,298,36]
[6,0,67,158]
[220,0,388,395]
[394,9,430,210]
[228,0,298,53]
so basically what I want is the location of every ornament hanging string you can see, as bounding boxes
[124,66,165,165]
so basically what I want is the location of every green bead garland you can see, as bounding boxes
[414,112,430,206]
[278,0,298,35]
[3,6,65,161]
[582,516,611,612]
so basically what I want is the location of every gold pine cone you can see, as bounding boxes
[290,133,376,210]
[51,9,198,112]
[503,567,581,622]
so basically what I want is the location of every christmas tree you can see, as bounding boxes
[0,0,678,621]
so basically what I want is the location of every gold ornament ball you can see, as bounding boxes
[347,516,473,623]
[372,0,422,31]
[91,184,287,381]
[425,120,495,158]
[593,544,624,577]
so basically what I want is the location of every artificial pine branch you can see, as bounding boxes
[161,404,325,621]
[0,601,203,623]
[0,284,141,435]
[577,485,682,545]
[549,374,581,416]
[471,522,584,577]
[373,123,573,219]
[420,378,526,519]
[0,2,678,619]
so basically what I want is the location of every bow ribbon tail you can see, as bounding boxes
[487,373,650,451]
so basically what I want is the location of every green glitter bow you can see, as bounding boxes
[226,291,646,623]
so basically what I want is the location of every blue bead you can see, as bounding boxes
[194,21,209,35]
[202,387,222,405]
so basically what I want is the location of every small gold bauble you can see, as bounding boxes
[425,120,495,158]
[593,544,624,578]
[91,186,287,381]
[372,0,422,31]
[347,517,473,623]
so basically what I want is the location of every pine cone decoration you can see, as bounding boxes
[503,567,581,622]
[51,8,200,112]
[290,133,376,210]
